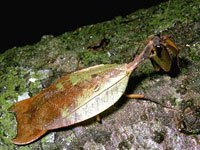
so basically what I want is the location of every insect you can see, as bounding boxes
[9,35,179,145]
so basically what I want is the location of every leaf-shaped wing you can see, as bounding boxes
[10,64,130,144]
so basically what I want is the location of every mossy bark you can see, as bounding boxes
[0,0,200,149]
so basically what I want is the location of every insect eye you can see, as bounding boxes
[156,46,163,58]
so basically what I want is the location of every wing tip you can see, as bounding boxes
[11,129,47,145]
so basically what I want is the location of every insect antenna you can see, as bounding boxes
[140,97,181,112]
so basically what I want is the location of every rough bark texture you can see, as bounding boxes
[0,0,200,149]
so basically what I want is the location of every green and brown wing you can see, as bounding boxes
[9,64,130,145]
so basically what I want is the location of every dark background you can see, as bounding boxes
[0,1,166,53]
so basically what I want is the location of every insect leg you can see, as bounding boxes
[96,115,102,124]
[125,94,145,99]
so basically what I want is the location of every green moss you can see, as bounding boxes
[28,70,51,96]
[1,1,199,70]
[147,0,199,32]
[188,43,200,61]
[0,67,29,149]
[17,147,31,150]
[1,1,198,71]
[79,51,111,66]
[28,80,42,96]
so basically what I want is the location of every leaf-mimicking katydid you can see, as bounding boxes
[9,35,179,145]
